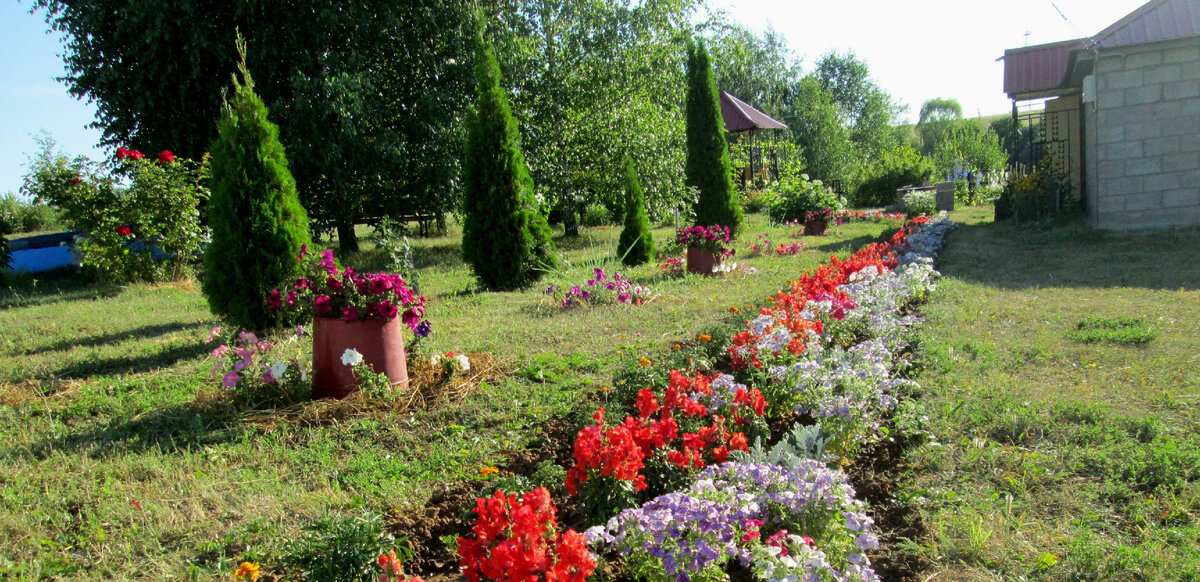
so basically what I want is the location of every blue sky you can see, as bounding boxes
[2,0,1147,198]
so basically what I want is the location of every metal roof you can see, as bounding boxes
[1003,38,1091,100]
[720,91,788,133]
[1093,0,1200,50]
[1003,0,1200,100]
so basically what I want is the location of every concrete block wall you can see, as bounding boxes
[1089,38,1200,229]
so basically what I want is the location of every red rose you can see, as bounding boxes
[128,150,145,161]
[157,150,175,163]
[116,225,132,236]
[116,147,128,160]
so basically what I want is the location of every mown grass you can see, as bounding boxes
[896,207,1200,580]
[0,212,903,579]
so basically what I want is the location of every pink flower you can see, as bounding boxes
[266,289,283,310]
[342,306,359,322]
[211,345,230,359]
[297,243,308,260]
[314,295,332,315]
[319,249,338,275]
[377,299,398,320]
[222,371,239,388]
[238,331,259,344]
[286,290,298,307]
[206,326,222,342]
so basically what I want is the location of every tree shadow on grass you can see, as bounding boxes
[940,219,1200,291]
[806,234,882,256]
[11,397,244,461]
[0,277,119,310]
[41,341,214,383]
[11,321,207,356]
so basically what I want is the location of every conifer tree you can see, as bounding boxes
[461,25,557,291]
[203,36,311,331]
[617,156,654,266]
[685,39,743,234]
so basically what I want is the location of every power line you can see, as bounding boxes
[1047,0,1097,47]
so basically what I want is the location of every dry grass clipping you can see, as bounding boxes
[244,351,508,429]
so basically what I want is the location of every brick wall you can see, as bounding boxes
[1087,38,1200,229]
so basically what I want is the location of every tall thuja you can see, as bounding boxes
[461,25,557,290]
[686,39,742,235]
[617,156,654,266]
[203,36,311,331]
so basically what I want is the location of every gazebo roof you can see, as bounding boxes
[720,91,788,133]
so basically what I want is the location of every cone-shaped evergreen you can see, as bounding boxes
[203,36,310,331]
[617,156,654,266]
[461,26,557,290]
[685,39,742,234]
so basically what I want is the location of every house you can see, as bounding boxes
[1002,0,1200,229]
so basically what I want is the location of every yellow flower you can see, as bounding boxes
[233,562,261,581]
[729,306,741,314]
[479,466,499,478]
[638,357,652,367]
[698,334,712,341]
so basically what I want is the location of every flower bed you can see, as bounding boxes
[452,214,955,582]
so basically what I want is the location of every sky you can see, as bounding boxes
[1,0,1150,198]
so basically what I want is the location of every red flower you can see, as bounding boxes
[116,224,132,236]
[69,178,83,186]
[157,150,175,163]
[116,147,128,160]
[127,149,145,161]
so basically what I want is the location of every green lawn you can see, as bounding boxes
[0,213,903,579]
[893,208,1200,580]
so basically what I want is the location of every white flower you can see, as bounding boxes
[341,348,363,367]
[269,361,288,380]
[456,354,471,372]
[430,353,443,366]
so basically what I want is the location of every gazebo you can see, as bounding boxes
[720,90,788,189]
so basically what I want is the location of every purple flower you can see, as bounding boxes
[415,320,432,338]
[222,371,239,388]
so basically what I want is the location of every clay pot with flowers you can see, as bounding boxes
[266,246,431,399]
[676,225,735,276]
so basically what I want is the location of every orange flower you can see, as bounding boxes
[672,343,682,350]
[233,562,260,581]
[729,306,741,314]
[698,334,712,342]
[638,357,652,367]
[479,466,499,477]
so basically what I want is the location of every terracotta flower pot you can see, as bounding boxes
[686,246,722,276]
[804,218,828,236]
[311,316,408,399]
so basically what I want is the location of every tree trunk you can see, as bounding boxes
[337,219,360,253]
[563,193,579,237]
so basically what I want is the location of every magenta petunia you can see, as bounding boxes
[342,306,359,322]
[266,289,283,310]
[314,295,332,315]
[222,371,239,388]
[377,299,399,320]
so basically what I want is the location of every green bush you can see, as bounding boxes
[203,37,311,331]
[581,203,612,227]
[853,145,935,207]
[904,190,937,218]
[766,174,844,224]
[461,26,558,291]
[0,193,64,233]
[740,188,775,214]
[0,212,11,287]
[685,39,742,235]
[617,156,655,266]
[21,137,208,283]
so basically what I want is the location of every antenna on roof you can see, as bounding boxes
[1047,0,1097,48]
[1024,30,1031,46]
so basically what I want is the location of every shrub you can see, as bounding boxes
[0,212,11,286]
[685,39,742,235]
[203,37,311,331]
[741,188,775,214]
[617,157,655,266]
[23,138,208,283]
[767,174,843,224]
[853,145,934,207]
[0,193,63,233]
[461,26,558,291]
[904,190,937,218]
[581,203,611,227]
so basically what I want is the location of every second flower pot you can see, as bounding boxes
[311,316,409,399]
[686,246,722,276]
